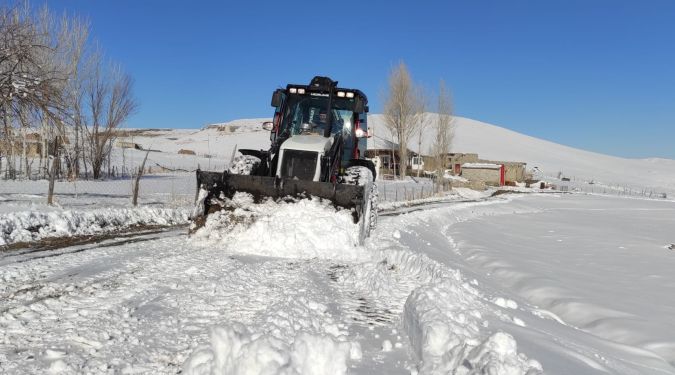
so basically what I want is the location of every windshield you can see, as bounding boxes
[280,94,355,138]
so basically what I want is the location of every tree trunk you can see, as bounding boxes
[417,129,422,178]
[47,138,59,205]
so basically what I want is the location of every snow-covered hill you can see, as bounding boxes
[121,115,675,195]
[368,114,675,194]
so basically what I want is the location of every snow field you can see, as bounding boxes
[0,189,540,374]
[3,190,673,373]
[441,194,675,373]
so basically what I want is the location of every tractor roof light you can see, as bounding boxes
[297,88,305,94]
[337,91,346,98]
[346,92,354,98]
[289,88,297,94]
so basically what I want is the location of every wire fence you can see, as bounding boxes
[538,173,671,200]
[0,173,198,209]
[1,173,456,211]
[377,178,453,202]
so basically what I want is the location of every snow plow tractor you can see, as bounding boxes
[193,76,377,244]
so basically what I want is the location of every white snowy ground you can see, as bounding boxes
[2,192,674,374]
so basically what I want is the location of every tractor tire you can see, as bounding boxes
[345,166,378,243]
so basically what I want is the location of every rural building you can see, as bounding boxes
[461,163,504,186]
[364,136,420,176]
[421,153,480,174]
[0,132,43,157]
[500,161,527,182]
[422,153,526,182]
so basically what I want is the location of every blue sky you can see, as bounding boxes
[38,0,675,159]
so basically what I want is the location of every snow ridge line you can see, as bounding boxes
[0,207,190,246]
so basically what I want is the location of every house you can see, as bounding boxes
[421,153,478,174]
[0,132,43,157]
[499,161,527,182]
[461,163,505,186]
[364,136,420,175]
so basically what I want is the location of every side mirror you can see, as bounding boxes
[353,98,365,113]
[271,90,282,107]
[262,121,274,131]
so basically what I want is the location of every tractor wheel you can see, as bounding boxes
[345,166,378,243]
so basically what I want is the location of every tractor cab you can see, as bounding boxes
[267,76,370,182]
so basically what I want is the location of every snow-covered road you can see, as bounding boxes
[1,193,674,374]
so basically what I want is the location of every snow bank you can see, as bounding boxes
[183,323,357,375]
[190,193,364,261]
[0,207,189,246]
[453,187,494,200]
[378,193,462,211]
[404,282,541,374]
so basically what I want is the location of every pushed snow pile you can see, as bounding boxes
[228,154,262,175]
[190,193,364,260]
[183,323,358,375]
[0,207,189,246]
[404,281,542,374]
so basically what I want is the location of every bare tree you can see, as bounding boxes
[383,61,425,178]
[1,4,88,184]
[83,54,138,179]
[415,99,429,177]
[432,80,454,179]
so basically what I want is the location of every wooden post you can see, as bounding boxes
[132,150,151,206]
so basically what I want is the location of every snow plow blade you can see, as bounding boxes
[193,170,373,243]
